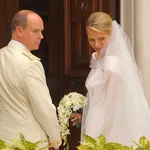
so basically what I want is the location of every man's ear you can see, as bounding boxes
[15,26,24,37]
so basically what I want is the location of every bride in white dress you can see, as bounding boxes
[73,12,150,146]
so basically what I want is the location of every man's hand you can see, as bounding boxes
[71,112,82,126]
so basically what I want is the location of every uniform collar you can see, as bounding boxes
[8,40,30,52]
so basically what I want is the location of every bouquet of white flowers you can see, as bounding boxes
[57,92,86,150]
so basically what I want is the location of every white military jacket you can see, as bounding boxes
[0,40,61,147]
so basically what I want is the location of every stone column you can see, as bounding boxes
[120,0,134,48]
[134,0,150,104]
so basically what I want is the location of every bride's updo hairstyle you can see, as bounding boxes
[86,12,113,35]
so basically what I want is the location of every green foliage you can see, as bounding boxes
[134,136,150,150]
[0,133,51,150]
[0,139,9,149]
[77,134,150,150]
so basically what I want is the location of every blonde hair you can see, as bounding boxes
[86,12,112,35]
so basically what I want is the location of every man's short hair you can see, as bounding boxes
[11,10,36,32]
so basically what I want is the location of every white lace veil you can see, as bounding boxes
[81,21,150,145]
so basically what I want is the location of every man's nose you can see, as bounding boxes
[38,32,44,39]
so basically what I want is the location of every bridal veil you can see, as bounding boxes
[81,21,150,146]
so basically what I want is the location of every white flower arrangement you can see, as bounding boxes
[57,92,86,150]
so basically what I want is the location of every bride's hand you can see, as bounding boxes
[71,112,82,126]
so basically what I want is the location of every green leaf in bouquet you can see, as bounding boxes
[94,144,105,150]
[0,139,9,149]
[0,139,14,150]
[121,145,133,150]
[97,134,106,145]
[135,147,146,150]
[133,141,142,149]
[103,142,133,150]
[78,134,150,150]
[104,142,122,150]
[10,133,50,150]
[19,134,25,142]
[83,134,96,145]
[11,147,22,150]
[139,136,150,148]
[77,144,93,150]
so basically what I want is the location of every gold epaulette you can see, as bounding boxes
[23,50,40,61]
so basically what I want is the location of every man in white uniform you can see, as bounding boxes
[0,10,61,149]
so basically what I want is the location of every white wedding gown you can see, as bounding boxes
[82,54,150,146]
[81,21,150,147]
